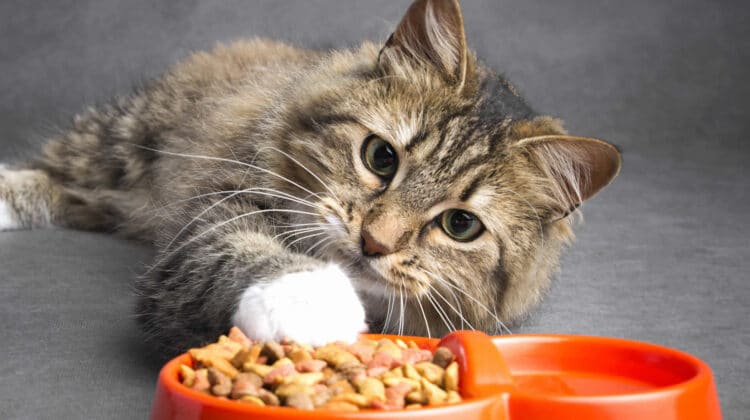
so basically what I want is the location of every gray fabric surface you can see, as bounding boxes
[1,0,747,418]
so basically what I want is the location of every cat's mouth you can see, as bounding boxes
[342,253,430,299]
[313,203,430,297]
[316,237,410,297]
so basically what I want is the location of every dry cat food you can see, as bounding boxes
[179,327,462,411]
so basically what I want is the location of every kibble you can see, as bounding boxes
[180,364,196,387]
[207,367,233,397]
[286,392,315,410]
[445,361,460,392]
[179,327,462,411]
[432,346,455,369]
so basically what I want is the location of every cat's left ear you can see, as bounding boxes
[515,135,622,219]
[378,0,468,87]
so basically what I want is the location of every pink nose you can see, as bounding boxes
[361,229,392,257]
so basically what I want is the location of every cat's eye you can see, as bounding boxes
[361,135,398,179]
[439,209,484,242]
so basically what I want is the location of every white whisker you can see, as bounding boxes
[143,186,321,218]
[312,240,338,259]
[399,282,406,336]
[424,288,454,333]
[438,278,467,330]
[428,282,475,330]
[284,231,327,250]
[255,146,342,203]
[305,236,331,255]
[416,294,431,338]
[420,268,511,335]
[149,208,320,274]
[164,188,323,253]
[274,222,329,228]
[135,146,321,199]
[382,285,395,334]
[228,146,254,187]
[273,226,326,242]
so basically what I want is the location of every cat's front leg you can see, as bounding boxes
[233,264,367,347]
[137,214,367,354]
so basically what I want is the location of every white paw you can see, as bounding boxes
[0,199,19,231]
[0,163,20,230]
[0,165,50,230]
[233,265,367,346]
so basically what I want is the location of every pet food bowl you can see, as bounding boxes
[150,331,721,419]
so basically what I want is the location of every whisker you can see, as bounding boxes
[228,146,254,187]
[428,282,475,330]
[312,239,338,259]
[149,208,320,274]
[398,282,405,336]
[241,188,326,210]
[162,189,253,253]
[305,236,331,255]
[420,268,512,335]
[284,232,327,250]
[255,146,342,203]
[273,226,326,242]
[135,146,321,199]
[425,285,456,331]
[439,279,467,330]
[424,288,455,333]
[382,285,395,334]
[142,186,321,219]
[490,301,512,335]
[164,188,323,252]
[141,190,234,215]
[415,294,431,338]
[274,222,329,228]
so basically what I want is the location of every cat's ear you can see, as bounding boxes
[378,0,468,87]
[515,135,622,219]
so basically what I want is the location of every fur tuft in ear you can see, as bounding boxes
[516,135,622,219]
[379,0,468,87]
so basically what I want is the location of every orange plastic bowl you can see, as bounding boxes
[150,332,721,420]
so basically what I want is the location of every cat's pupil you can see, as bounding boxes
[373,144,395,170]
[451,211,474,233]
[362,135,398,178]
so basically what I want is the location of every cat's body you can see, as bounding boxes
[0,0,620,354]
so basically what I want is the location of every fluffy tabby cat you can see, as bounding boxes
[0,0,620,354]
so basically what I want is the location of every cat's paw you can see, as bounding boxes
[0,199,19,231]
[0,165,51,231]
[233,265,367,346]
[0,165,21,231]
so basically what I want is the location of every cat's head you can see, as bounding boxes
[266,0,620,335]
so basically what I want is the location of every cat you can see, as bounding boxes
[0,0,620,355]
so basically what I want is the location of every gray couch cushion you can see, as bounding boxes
[1,0,747,418]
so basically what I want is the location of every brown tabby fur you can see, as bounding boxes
[0,0,620,353]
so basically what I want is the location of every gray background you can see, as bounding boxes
[0,0,747,418]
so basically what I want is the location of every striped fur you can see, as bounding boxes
[0,1,619,354]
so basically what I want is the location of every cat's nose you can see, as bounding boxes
[361,228,392,257]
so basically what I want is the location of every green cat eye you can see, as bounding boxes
[362,135,398,179]
[439,209,484,242]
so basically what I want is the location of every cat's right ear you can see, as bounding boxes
[378,0,468,88]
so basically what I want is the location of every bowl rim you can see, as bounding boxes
[155,333,716,415]
[157,334,495,417]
